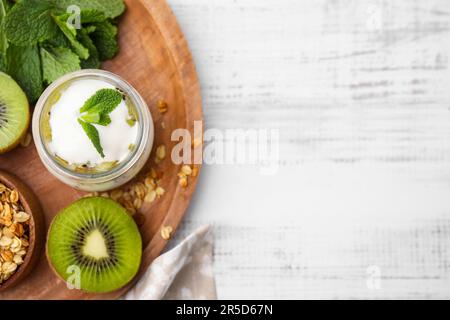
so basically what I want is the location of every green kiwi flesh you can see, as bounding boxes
[0,72,30,153]
[47,197,142,293]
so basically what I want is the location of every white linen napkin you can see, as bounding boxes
[124,225,217,300]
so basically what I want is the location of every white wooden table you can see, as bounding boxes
[168,0,450,299]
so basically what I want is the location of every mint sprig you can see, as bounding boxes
[0,0,125,102]
[78,88,123,158]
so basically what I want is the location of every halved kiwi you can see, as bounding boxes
[47,197,142,293]
[0,72,30,154]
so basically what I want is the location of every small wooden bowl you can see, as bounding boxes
[0,170,45,292]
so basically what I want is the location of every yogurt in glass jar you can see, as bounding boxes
[32,70,154,192]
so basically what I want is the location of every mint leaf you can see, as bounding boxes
[0,0,8,55]
[78,28,101,69]
[4,0,58,46]
[53,14,89,60]
[78,119,105,158]
[81,112,112,126]
[0,53,5,73]
[80,88,122,115]
[80,10,106,24]
[41,46,81,84]
[90,21,118,61]
[44,29,72,49]
[98,115,112,126]
[0,0,7,71]
[84,25,97,34]
[80,111,101,124]
[0,0,9,12]
[87,113,112,126]
[96,114,112,126]
[55,0,125,19]
[6,44,43,102]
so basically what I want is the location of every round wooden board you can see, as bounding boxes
[0,0,202,300]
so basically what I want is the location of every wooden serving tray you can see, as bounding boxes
[0,0,202,300]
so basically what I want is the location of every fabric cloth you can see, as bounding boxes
[124,225,217,300]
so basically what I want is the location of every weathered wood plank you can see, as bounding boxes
[168,0,450,299]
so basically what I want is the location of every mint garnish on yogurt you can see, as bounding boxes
[78,88,123,158]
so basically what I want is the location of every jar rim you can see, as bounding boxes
[32,69,154,184]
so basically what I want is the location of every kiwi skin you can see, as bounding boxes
[46,197,142,293]
[0,72,30,154]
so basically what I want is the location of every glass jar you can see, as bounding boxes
[32,70,154,192]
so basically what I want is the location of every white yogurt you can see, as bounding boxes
[48,79,138,166]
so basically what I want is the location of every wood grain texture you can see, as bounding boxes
[168,0,450,299]
[0,0,202,299]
